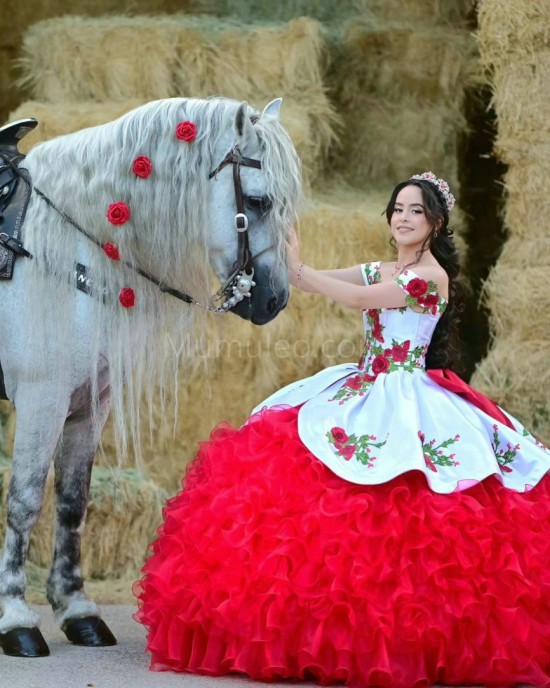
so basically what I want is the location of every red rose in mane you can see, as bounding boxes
[132,156,153,178]
[118,287,136,308]
[176,121,198,142]
[107,202,131,226]
[103,243,120,261]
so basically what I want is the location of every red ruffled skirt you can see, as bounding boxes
[134,407,550,687]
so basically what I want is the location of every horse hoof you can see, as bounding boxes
[62,616,117,646]
[0,626,50,657]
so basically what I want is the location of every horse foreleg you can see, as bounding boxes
[46,390,116,646]
[0,393,68,656]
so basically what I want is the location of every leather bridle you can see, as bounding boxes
[207,145,262,311]
[11,143,264,313]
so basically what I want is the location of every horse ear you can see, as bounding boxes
[234,101,257,149]
[261,98,283,120]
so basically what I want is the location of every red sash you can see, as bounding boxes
[427,368,516,430]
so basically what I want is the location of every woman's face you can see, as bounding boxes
[390,185,436,249]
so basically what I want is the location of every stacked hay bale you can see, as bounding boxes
[471,0,550,442]
[331,11,477,201]
[0,0,206,124]
[13,15,337,186]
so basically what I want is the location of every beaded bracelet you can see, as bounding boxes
[296,262,304,284]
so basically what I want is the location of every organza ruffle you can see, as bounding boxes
[134,407,550,687]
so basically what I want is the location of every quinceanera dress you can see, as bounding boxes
[134,262,550,688]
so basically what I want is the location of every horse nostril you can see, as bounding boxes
[266,296,278,314]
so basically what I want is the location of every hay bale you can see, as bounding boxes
[490,52,550,141]
[477,0,550,67]
[16,15,337,182]
[333,93,465,191]
[0,459,166,579]
[339,19,478,104]
[7,98,326,185]
[210,0,360,23]
[1,0,207,121]
[19,15,330,103]
[496,236,550,268]
[473,0,550,447]
[330,16,475,191]
[361,0,476,24]
[482,261,550,340]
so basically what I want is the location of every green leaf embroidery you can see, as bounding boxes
[326,427,388,467]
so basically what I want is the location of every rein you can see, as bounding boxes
[9,145,263,313]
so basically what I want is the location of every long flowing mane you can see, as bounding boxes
[19,97,301,457]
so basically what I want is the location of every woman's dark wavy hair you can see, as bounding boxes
[384,178,463,371]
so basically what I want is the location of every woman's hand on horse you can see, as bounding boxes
[285,225,303,285]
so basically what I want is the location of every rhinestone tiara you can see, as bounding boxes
[409,171,455,212]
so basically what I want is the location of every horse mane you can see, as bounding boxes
[19,97,301,460]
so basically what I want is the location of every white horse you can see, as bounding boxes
[0,96,301,656]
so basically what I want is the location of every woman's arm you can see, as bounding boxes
[294,265,408,309]
[317,266,365,285]
[286,227,447,310]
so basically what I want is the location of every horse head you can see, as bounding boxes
[207,99,301,325]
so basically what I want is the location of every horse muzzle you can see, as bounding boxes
[230,280,288,325]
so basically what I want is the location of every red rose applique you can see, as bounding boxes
[107,202,131,226]
[346,376,363,390]
[103,243,120,261]
[420,294,438,308]
[132,156,153,178]
[371,355,390,374]
[391,341,410,363]
[424,456,437,472]
[118,287,135,308]
[176,121,197,142]
[341,445,356,461]
[405,277,428,297]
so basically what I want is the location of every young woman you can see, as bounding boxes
[134,173,550,688]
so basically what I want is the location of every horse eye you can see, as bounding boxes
[246,196,272,215]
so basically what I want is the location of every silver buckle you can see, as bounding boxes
[235,213,248,232]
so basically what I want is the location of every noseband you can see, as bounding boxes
[10,144,265,314]
[208,145,262,311]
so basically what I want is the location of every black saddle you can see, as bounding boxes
[0,118,37,280]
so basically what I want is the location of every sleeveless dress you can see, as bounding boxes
[134,262,550,688]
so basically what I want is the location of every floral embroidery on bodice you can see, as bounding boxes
[331,263,448,404]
